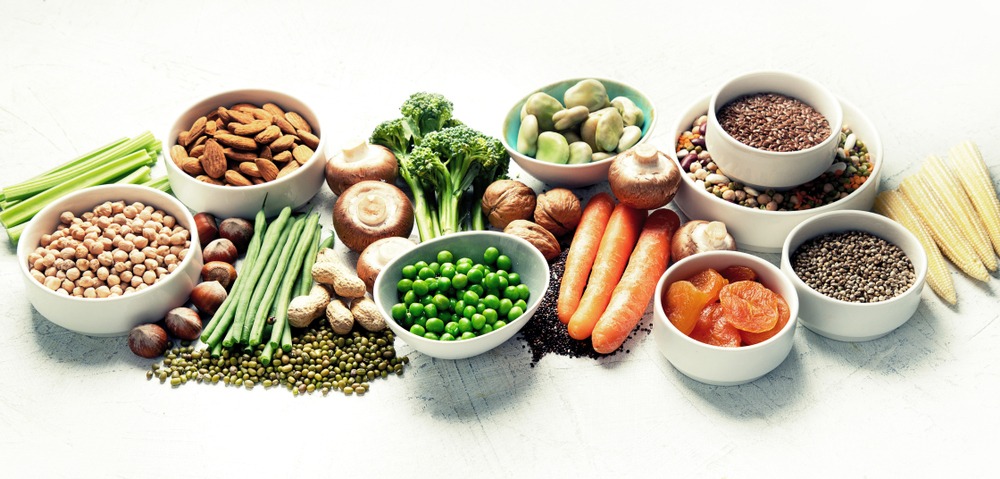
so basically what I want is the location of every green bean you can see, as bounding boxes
[246,215,305,346]
[265,212,321,352]
[202,210,267,343]
[228,207,292,346]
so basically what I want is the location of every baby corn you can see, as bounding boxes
[875,190,956,304]
[919,155,997,271]
[947,140,1000,257]
[899,174,990,282]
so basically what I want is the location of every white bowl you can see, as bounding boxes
[373,231,549,360]
[501,77,656,188]
[780,210,927,342]
[164,88,328,219]
[706,71,843,190]
[652,251,799,386]
[668,95,883,253]
[17,185,203,337]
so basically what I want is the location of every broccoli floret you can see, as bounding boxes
[369,119,412,158]
[400,92,454,145]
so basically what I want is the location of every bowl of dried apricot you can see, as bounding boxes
[652,250,798,386]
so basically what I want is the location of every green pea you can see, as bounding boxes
[503,286,520,301]
[445,321,460,336]
[454,300,466,314]
[483,294,500,310]
[440,264,456,278]
[485,272,499,290]
[458,318,472,333]
[428,262,440,274]
[471,313,486,330]
[408,303,424,318]
[452,273,468,289]
[467,268,484,284]
[426,278,439,292]
[414,260,429,271]
[507,306,524,321]
[403,290,417,306]
[436,276,451,292]
[483,246,500,265]
[496,255,512,271]
[412,279,429,296]
[418,267,435,280]
[463,305,477,319]
[494,320,507,329]
[423,332,440,341]
[507,272,521,286]
[433,294,450,311]
[424,304,439,319]
[480,324,493,334]
[397,278,413,293]
[499,298,513,316]
[391,303,407,321]
[457,257,473,265]
[414,316,426,328]
[514,299,528,311]
[516,284,531,301]
[497,276,509,292]
[463,290,480,304]
[421,294,433,305]
[469,284,484,297]
[476,302,486,314]
[456,262,472,275]
[437,250,454,264]
[425,317,445,333]
[409,324,426,336]
[483,308,498,325]
[460,332,477,340]
[440,333,456,341]
[496,270,508,278]
[402,315,414,328]
[440,312,452,322]
[401,265,417,280]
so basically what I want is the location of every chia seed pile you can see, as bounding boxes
[147,321,408,396]
[791,230,915,303]
[717,92,831,152]
[676,115,873,211]
[517,248,649,366]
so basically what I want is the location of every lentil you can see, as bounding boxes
[677,114,873,211]
[717,93,831,152]
[791,230,915,303]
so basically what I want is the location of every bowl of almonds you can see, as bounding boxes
[164,89,327,219]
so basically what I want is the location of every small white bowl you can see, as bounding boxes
[706,71,843,190]
[164,88,328,219]
[652,251,799,386]
[374,231,549,360]
[780,210,927,342]
[501,77,656,188]
[17,185,203,337]
[668,95,882,253]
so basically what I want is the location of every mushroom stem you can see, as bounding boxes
[357,194,389,226]
[341,137,371,163]
[695,221,734,249]
[634,144,660,164]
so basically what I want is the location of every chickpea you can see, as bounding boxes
[156,233,171,246]
[107,274,121,287]
[43,276,61,290]
[72,286,84,297]
[110,285,124,296]
[95,202,112,217]
[118,240,134,253]
[130,276,143,288]
[133,264,146,276]
[61,280,74,293]
[40,234,53,247]
[119,270,133,283]
[128,249,145,264]
[110,201,125,214]
[142,271,157,285]
[44,266,57,277]
[66,268,81,282]
[96,267,110,281]
[59,211,75,225]
[96,286,111,298]
[122,205,138,219]
[143,258,157,271]
[162,215,176,228]
[133,236,149,250]
[78,277,95,289]
[83,288,97,299]
[74,244,88,259]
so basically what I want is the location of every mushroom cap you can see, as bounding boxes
[332,180,414,253]
[356,236,417,293]
[325,140,398,196]
[608,144,680,210]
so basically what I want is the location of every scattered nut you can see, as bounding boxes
[481,180,537,229]
[534,188,582,237]
[503,219,561,261]
[164,307,203,341]
[128,323,170,358]
[190,280,227,315]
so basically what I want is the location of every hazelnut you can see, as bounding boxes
[481,180,536,229]
[218,217,254,253]
[503,219,561,261]
[202,238,238,264]
[193,212,218,248]
[164,307,203,341]
[201,261,238,289]
[128,323,169,358]
[534,188,582,237]
[190,280,227,315]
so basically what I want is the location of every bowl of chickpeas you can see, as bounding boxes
[17,184,203,336]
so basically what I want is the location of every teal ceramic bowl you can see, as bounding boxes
[501,78,656,188]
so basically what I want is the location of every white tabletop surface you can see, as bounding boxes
[3,1,999,477]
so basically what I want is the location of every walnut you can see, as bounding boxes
[481,180,536,229]
[504,219,561,261]
[534,188,582,237]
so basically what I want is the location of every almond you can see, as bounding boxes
[170,145,188,166]
[224,169,253,187]
[251,108,274,123]
[231,103,257,112]
[196,175,224,186]
[191,134,208,149]
[182,157,205,176]
[214,133,257,150]
[227,109,255,124]
[252,178,266,185]
[272,150,292,163]
[277,160,300,179]
[182,116,207,146]
[262,103,285,117]
[254,125,282,144]
[202,139,227,179]
[178,131,190,148]
[238,162,262,178]
[223,148,258,162]
[189,143,206,158]
[255,158,279,182]
[270,134,297,153]
[284,112,311,133]
[259,146,273,160]
[297,129,320,150]
[274,115,297,135]
[292,144,314,165]
[205,119,217,135]
[216,107,232,123]
[232,119,270,136]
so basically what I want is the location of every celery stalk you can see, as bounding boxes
[0,137,128,198]
[115,166,153,185]
[141,176,172,193]
[6,222,26,245]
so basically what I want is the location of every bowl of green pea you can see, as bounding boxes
[373,231,550,360]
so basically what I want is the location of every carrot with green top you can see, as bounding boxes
[567,203,647,340]
[557,193,615,324]
[591,208,680,354]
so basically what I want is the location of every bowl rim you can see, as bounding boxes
[375,230,550,349]
[17,184,200,305]
[668,94,883,218]
[780,209,929,307]
[164,87,326,192]
[654,250,799,351]
[707,70,844,158]
[500,76,657,170]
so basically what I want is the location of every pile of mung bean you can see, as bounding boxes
[147,320,407,396]
[26,200,190,298]
[676,115,873,211]
[791,230,915,303]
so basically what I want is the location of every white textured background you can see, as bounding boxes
[2,1,999,477]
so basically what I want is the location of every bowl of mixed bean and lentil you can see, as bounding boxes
[17,184,203,336]
[667,95,883,253]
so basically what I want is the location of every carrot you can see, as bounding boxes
[591,208,681,354]
[566,203,647,340]
[557,192,616,324]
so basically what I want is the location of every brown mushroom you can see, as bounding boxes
[671,220,737,262]
[332,180,414,253]
[608,144,681,210]
[356,236,418,293]
[325,137,399,196]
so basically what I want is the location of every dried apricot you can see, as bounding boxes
[719,280,779,333]
[664,268,728,335]
[690,303,741,347]
[740,294,790,345]
[720,265,758,283]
